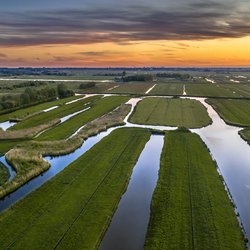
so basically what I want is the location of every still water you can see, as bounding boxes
[99,135,164,250]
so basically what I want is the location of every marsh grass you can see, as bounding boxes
[0,104,131,199]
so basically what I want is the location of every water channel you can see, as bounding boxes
[0,95,250,248]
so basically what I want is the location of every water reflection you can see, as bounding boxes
[99,135,164,250]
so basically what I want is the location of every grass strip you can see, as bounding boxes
[207,99,250,127]
[10,95,101,130]
[37,96,129,140]
[130,97,211,128]
[0,95,81,123]
[0,128,150,249]
[144,130,246,250]
[0,103,131,199]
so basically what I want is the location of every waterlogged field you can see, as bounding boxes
[0,128,150,249]
[130,97,211,128]
[37,96,129,140]
[207,99,250,126]
[145,130,245,249]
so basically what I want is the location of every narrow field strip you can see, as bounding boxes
[0,95,81,123]
[37,96,129,140]
[144,130,245,250]
[207,99,250,127]
[0,128,150,249]
[130,97,211,128]
[10,95,101,130]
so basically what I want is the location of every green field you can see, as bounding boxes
[107,82,154,94]
[144,130,245,249]
[37,96,129,140]
[0,140,26,155]
[10,95,101,130]
[207,99,250,126]
[149,83,183,95]
[0,95,81,123]
[239,128,250,144]
[130,97,211,128]
[0,128,150,249]
[185,83,240,97]
[221,84,250,97]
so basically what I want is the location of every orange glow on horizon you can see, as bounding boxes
[1,36,250,67]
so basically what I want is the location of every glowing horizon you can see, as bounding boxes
[1,0,250,67]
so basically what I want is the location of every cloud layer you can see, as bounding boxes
[0,1,250,46]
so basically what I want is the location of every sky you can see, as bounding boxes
[0,0,250,67]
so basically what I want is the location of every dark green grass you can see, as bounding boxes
[239,128,250,144]
[130,97,211,128]
[0,96,81,123]
[0,140,25,155]
[37,96,129,140]
[149,83,183,95]
[10,96,101,130]
[185,83,240,97]
[207,99,250,127]
[0,128,150,249]
[221,84,250,97]
[107,82,154,94]
[0,162,10,185]
[144,130,245,250]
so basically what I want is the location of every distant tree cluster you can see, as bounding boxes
[57,83,74,98]
[79,82,96,89]
[13,81,47,89]
[156,73,190,80]
[94,71,126,77]
[117,74,153,82]
[0,87,57,112]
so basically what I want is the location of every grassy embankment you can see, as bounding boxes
[206,99,250,144]
[130,97,211,128]
[0,95,81,122]
[0,128,150,249]
[0,96,101,140]
[0,103,131,199]
[0,161,10,185]
[37,96,129,140]
[145,130,246,249]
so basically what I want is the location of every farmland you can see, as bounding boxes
[206,99,250,127]
[37,96,129,140]
[149,83,183,95]
[144,130,245,250]
[130,97,211,128]
[0,128,150,249]
[0,68,250,249]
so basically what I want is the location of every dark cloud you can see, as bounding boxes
[0,1,249,46]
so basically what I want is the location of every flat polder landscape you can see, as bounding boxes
[0,67,250,249]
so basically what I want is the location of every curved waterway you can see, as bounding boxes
[0,156,16,182]
[0,127,119,212]
[0,95,250,248]
[99,135,164,250]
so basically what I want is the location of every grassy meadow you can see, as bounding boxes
[0,128,150,249]
[144,130,246,250]
[130,97,211,128]
[37,96,129,140]
[207,99,250,127]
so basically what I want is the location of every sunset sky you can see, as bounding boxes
[1,0,250,67]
